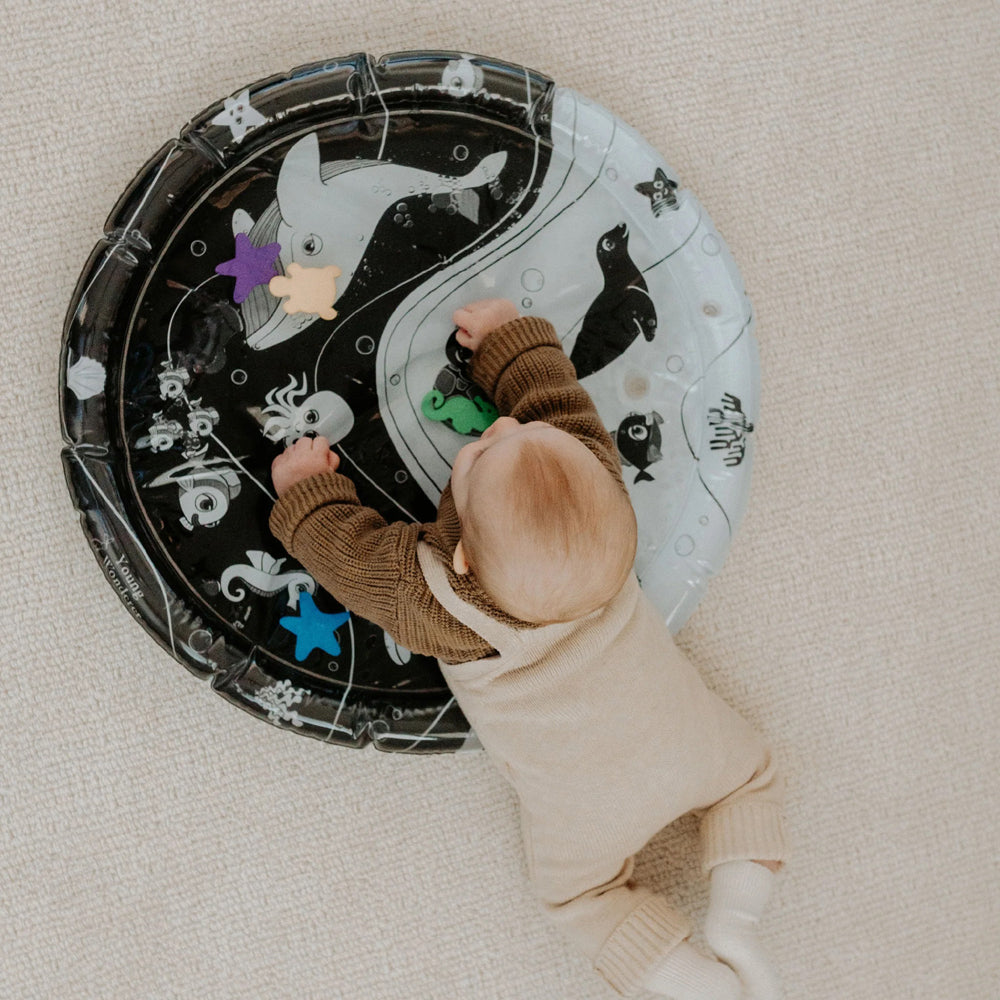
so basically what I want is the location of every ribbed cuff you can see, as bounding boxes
[471,315,561,398]
[594,896,692,997]
[268,471,359,550]
[700,800,788,873]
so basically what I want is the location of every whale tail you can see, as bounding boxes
[459,151,507,188]
[434,151,508,222]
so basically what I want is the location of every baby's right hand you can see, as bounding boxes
[453,298,520,352]
[271,435,340,497]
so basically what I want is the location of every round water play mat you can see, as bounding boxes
[60,50,759,752]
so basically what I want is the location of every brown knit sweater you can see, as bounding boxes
[268,316,628,664]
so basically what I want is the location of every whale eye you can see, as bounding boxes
[627,424,648,442]
[301,234,324,256]
[601,237,615,252]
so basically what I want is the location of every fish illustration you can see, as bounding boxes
[147,457,243,530]
[186,399,220,437]
[569,223,658,380]
[442,55,484,95]
[137,412,186,453]
[220,551,316,608]
[157,360,191,400]
[235,133,508,351]
[615,410,664,483]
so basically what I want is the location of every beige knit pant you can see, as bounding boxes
[520,737,786,997]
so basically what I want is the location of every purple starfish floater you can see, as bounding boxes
[215,232,282,303]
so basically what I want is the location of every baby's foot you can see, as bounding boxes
[639,939,741,1000]
[704,860,783,1000]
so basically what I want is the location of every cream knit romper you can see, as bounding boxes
[417,542,787,997]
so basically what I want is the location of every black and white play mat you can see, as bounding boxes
[60,51,759,752]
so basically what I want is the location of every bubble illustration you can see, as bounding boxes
[521,268,544,292]
[674,535,696,557]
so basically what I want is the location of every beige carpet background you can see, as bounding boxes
[2,1,998,997]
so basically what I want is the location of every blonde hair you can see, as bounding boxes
[460,437,638,623]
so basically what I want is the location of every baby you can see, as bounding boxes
[270,298,787,1000]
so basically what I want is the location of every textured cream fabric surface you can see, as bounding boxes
[2,2,998,998]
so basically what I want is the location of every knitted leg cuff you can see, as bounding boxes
[700,800,788,873]
[593,896,692,997]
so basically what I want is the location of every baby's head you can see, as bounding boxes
[450,417,637,624]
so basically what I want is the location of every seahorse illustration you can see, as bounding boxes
[220,550,316,608]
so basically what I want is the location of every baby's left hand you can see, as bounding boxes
[272,435,340,497]
[453,298,519,352]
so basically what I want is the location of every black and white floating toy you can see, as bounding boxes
[60,51,759,753]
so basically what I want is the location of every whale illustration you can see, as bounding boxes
[235,133,508,351]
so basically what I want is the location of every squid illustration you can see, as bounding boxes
[260,373,355,446]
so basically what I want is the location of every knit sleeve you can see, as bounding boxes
[268,471,496,662]
[471,315,628,491]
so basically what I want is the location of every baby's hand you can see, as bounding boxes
[453,298,520,352]
[272,435,341,497]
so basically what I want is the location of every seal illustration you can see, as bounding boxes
[569,223,658,380]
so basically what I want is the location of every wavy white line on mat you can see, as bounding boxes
[165,272,221,361]
[399,696,466,752]
[327,615,357,741]
[207,432,276,503]
[311,72,543,394]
